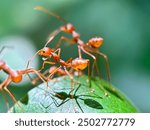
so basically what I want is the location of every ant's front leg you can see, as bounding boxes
[39,61,56,72]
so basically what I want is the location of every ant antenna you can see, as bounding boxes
[34,6,67,24]
[26,50,41,69]
[0,46,14,54]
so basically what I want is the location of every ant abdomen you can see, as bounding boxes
[72,58,89,71]
[11,71,22,83]
[88,37,103,48]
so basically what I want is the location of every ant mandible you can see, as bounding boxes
[0,46,46,110]
[34,6,110,83]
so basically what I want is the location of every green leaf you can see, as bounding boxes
[11,76,138,113]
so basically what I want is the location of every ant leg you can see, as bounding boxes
[95,58,101,78]
[65,58,73,64]
[78,45,82,58]
[3,78,24,112]
[63,66,75,99]
[25,68,47,83]
[92,54,101,78]
[20,68,47,88]
[87,61,91,88]
[46,66,62,93]
[47,66,62,82]
[0,77,10,110]
[30,69,50,85]
[98,52,111,83]
[55,36,76,49]
[39,61,56,71]
[63,66,74,87]
[81,47,108,96]
[53,48,61,60]
[24,68,54,95]
[25,50,42,83]
[80,46,96,60]
[80,46,101,77]
[1,90,10,110]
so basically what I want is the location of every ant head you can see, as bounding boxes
[87,37,103,48]
[60,23,75,33]
[38,47,53,57]
[72,58,89,71]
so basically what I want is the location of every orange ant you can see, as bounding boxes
[27,46,90,90]
[34,6,110,84]
[0,47,46,110]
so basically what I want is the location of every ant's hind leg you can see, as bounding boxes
[92,54,101,78]
[64,67,73,86]
[3,78,24,112]
[98,52,111,83]
[0,78,11,111]
[87,61,91,88]
[1,90,10,111]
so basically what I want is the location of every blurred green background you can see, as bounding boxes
[0,0,150,112]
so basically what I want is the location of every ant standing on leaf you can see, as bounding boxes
[34,6,112,96]
[27,45,90,91]
[30,65,84,85]
[0,46,47,111]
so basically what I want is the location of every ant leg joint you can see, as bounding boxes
[104,55,107,59]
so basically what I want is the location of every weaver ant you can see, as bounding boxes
[0,46,46,110]
[34,6,110,81]
[40,84,103,113]
[27,46,90,91]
